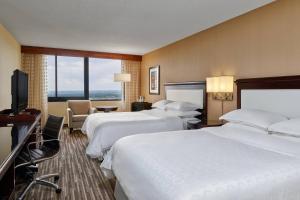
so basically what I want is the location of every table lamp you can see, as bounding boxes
[114,73,131,111]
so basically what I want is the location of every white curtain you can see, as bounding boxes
[121,60,141,111]
[21,53,48,125]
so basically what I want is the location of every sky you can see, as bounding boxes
[47,56,121,92]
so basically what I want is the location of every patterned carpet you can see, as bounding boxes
[17,129,115,200]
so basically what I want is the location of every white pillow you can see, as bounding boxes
[166,101,199,111]
[220,109,288,130]
[268,118,300,137]
[165,110,201,118]
[152,100,173,110]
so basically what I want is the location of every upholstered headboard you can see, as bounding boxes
[236,76,300,118]
[164,81,207,120]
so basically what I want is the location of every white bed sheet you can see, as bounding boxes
[81,109,184,158]
[108,123,300,200]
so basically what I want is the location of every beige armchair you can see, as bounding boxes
[67,100,96,133]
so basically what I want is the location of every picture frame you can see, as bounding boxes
[149,65,160,95]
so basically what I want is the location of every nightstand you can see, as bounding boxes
[131,102,152,112]
[187,119,202,130]
[200,120,224,128]
[187,120,223,130]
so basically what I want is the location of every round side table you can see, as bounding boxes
[96,106,118,113]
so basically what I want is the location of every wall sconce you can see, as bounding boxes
[206,76,234,115]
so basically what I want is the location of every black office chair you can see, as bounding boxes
[16,115,64,200]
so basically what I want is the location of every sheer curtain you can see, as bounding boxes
[121,60,141,111]
[21,53,48,125]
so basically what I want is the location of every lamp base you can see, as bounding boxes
[212,93,233,101]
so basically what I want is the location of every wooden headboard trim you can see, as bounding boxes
[235,75,300,108]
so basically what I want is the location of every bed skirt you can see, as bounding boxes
[115,180,129,200]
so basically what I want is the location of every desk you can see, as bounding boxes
[0,111,41,199]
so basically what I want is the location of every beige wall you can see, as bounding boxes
[0,24,21,110]
[141,0,300,120]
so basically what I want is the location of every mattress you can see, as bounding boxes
[109,123,300,200]
[81,109,185,158]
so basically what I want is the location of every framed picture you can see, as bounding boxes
[149,65,160,95]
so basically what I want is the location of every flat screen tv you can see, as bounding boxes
[11,69,28,114]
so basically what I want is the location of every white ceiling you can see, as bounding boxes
[0,0,274,55]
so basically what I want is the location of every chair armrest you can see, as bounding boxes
[26,139,61,162]
[15,139,47,169]
[26,141,43,161]
[89,107,97,114]
[67,108,73,127]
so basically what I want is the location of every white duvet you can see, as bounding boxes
[106,123,300,200]
[81,109,184,158]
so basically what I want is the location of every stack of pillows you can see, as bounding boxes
[220,109,300,137]
[151,100,201,119]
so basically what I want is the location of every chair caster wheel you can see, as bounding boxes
[56,188,62,193]
[54,176,59,182]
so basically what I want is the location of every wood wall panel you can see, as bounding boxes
[21,46,142,61]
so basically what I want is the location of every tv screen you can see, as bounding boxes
[11,70,28,114]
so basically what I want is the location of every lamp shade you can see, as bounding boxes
[219,76,234,92]
[206,76,234,93]
[206,77,219,92]
[114,73,131,82]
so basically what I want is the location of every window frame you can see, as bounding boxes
[48,56,122,102]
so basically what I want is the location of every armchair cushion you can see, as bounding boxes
[72,114,88,122]
[67,100,91,115]
[89,107,97,114]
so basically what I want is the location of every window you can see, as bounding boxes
[89,58,121,100]
[57,56,84,97]
[47,55,122,101]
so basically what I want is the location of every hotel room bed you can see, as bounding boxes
[82,82,207,158]
[82,109,185,158]
[102,75,300,200]
[108,123,300,200]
